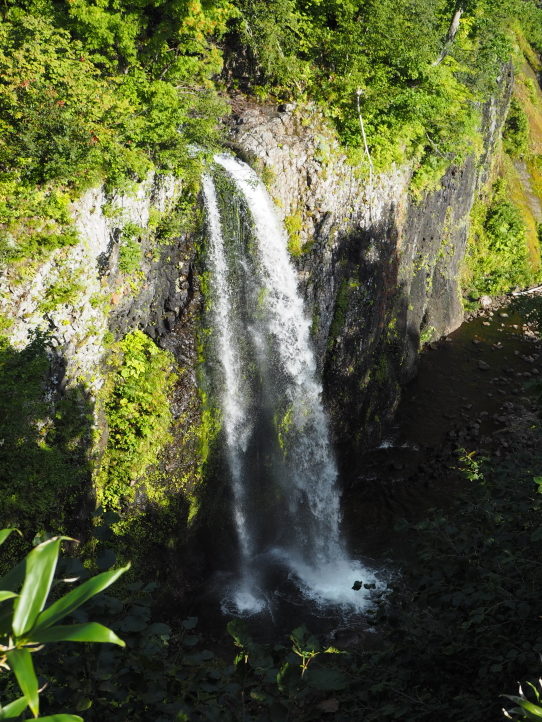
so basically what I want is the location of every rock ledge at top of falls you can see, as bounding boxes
[227,98,411,251]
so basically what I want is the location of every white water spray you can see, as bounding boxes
[203,155,380,612]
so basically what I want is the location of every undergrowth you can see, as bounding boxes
[463,178,533,301]
[97,330,176,511]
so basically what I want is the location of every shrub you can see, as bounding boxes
[97,330,176,510]
[503,98,530,158]
[463,179,531,299]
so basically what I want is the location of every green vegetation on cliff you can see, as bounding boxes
[0,0,235,263]
[463,30,542,301]
[463,178,531,299]
[97,329,176,511]
[228,0,542,188]
[2,0,542,269]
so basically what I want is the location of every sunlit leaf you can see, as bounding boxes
[34,564,130,631]
[0,530,20,548]
[0,694,28,720]
[29,622,125,647]
[504,695,542,717]
[13,537,71,637]
[34,716,84,721]
[6,649,39,717]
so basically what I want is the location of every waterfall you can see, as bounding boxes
[203,155,379,613]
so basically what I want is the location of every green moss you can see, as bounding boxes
[96,330,176,511]
[261,165,276,189]
[197,391,221,478]
[274,405,294,456]
[284,211,304,257]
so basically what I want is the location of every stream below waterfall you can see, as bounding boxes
[341,293,542,565]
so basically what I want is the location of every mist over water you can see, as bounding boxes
[202,155,380,614]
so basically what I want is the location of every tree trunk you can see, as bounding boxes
[433,7,463,66]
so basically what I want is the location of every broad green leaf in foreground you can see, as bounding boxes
[504,695,542,718]
[34,716,84,721]
[13,537,71,637]
[0,694,28,720]
[0,529,20,548]
[29,622,125,647]
[34,563,130,631]
[6,649,38,717]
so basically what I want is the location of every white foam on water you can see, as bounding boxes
[288,558,383,611]
[220,583,267,616]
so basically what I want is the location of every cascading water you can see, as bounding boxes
[202,155,379,613]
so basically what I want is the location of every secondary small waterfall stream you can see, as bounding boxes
[202,155,379,614]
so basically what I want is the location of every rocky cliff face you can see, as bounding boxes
[227,73,512,452]
[0,71,512,519]
[0,172,202,529]
[0,174,199,391]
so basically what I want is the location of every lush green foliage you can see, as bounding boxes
[0,0,235,265]
[118,223,143,275]
[0,529,127,720]
[38,274,84,314]
[97,330,176,511]
[505,679,542,720]
[284,211,304,257]
[0,186,78,264]
[227,0,542,186]
[463,178,532,299]
[503,97,530,157]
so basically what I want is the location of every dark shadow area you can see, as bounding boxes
[341,294,542,561]
[0,332,94,564]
